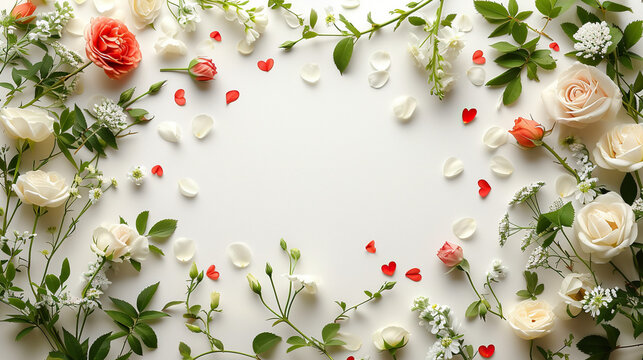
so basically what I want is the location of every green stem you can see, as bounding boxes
[81,257,106,298]
[541,142,580,182]
[485,277,504,319]
[560,229,598,285]
[26,208,42,298]
[20,61,92,108]
[464,271,503,319]
[615,343,643,350]
[159,67,188,72]
[192,350,259,359]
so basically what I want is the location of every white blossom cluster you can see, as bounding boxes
[27,1,74,42]
[632,198,643,214]
[51,41,83,68]
[220,2,269,46]
[176,1,201,31]
[81,256,112,306]
[486,259,508,282]
[573,21,612,60]
[498,212,510,246]
[526,246,548,270]
[412,297,463,360]
[566,141,598,204]
[508,181,545,205]
[94,98,128,132]
[582,286,618,317]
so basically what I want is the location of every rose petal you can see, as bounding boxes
[160,17,180,37]
[443,157,464,178]
[452,217,476,239]
[173,237,196,262]
[192,114,214,139]
[341,0,360,9]
[237,40,255,55]
[93,0,115,13]
[368,70,390,89]
[483,126,508,149]
[392,95,417,123]
[467,66,486,86]
[489,155,514,176]
[556,174,577,198]
[282,8,301,28]
[155,36,188,56]
[453,14,472,32]
[157,121,182,143]
[335,332,362,351]
[369,51,391,71]
[178,178,199,198]
[64,18,85,36]
[226,90,240,105]
[300,63,321,84]
[226,242,253,268]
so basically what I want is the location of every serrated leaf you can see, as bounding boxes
[137,282,159,312]
[474,1,510,20]
[623,21,643,49]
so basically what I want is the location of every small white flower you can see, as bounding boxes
[324,6,336,27]
[509,182,545,205]
[574,21,612,59]
[486,259,507,281]
[127,165,146,186]
[498,212,510,246]
[94,98,128,132]
[88,187,102,204]
[526,246,548,270]
[177,1,200,31]
[575,179,598,204]
[85,165,96,174]
[110,177,118,187]
[436,26,465,58]
[69,187,81,199]
[582,286,617,317]
[285,274,318,294]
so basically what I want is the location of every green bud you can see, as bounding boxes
[384,281,396,290]
[210,291,220,310]
[279,238,287,250]
[197,271,204,282]
[148,80,167,93]
[246,273,262,294]
[279,40,296,49]
[265,262,273,277]
[185,323,202,333]
[189,262,198,279]
[290,248,301,260]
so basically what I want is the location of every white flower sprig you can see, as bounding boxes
[573,21,612,60]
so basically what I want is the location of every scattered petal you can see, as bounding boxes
[466,66,485,86]
[365,240,376,253]
[341,0,360,9]
[173,237,196,262]
[282,8,301,28]
[405,268,422,282]
[151,165,163,177]
[160,17,180,37]
[483,126,508,149]
[206,265,220,280]
[237,40,255,55]
[462,108,477,123]
[479,345,495,358]
[300,63,321,84]
[155,36,188,56]
[64,18,85,36]
[192,114,214,139]
[210,31,222,41]
[472,50,486,64]
[452,218,477,239]
[443,157,464,178]
[490,155,514,176]
[392,95,417,123]
[453,14,473,32]
[549,42,560,51]
[226,242,253,268]
[174,89,186,106]
[369,51,391,71]
[368,70,390,89]
[556,174,577,198]
[478,179,491,198]
[226,90,240,105]
[335,332,362,351]
[178,178,199,198]
[381,261,396,276]
[157,121,182,143]
[93,0,115,13]
[257,58,274,72]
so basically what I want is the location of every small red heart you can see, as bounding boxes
[151,165,163,177]
[226,90,239,105]
[346,357,355,360]
[209,31,222,41]
[478,179,491,198]
[479,344,495,358]
[472,50,486,64]
[549,42,560,52]
[206,265,220,280]
[174,89,186,106]
[365,240,376,253]
[257,58,274,72]
[405,268,422,282]
[381,261,396,276]
[462,108,477,124]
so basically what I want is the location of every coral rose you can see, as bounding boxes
[85,17,141,79]
[509,117,545,148]
[11,1,36,23]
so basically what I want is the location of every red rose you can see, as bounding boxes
[508,117,545,148]
[11,1,36,24]
[85,17,142,80]
[437,241,464,267]
[188,57,217,81]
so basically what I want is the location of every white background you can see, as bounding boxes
[1,0,642,359]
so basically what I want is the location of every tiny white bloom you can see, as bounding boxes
[88,187,102,204]
[127,165,147,186]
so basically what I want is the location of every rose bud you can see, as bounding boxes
[437,241,464,267]
[509,117,545,148]
[12,1,36,24]
[188,57,217,81]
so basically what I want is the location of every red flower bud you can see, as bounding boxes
[437,241,464,267]
[11,1,36,24]
[509,117,545,148]
[188,57,217,81]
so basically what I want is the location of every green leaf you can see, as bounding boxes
[535,0,553,17]
[45,274,60,293]
[163,300,183,310]
[179,342,191,358]
[136,211,149,235]
[503,76,522,105]
[333,37,354,75]
[623,21,643,49]
[474,1,510,20]
[491,41,519,53]
[526,61,539,81]
[110,297,138,318]
[63,329,85,360]
[576,335,611,356]
[408,16,426,26]
[338,14,360,37]
[252,332,281,354]
[507,0,518,16]
[148,244,165,256]
[309,9,318,28]
[286,336,307,345]
[606,26,623,54]
[516,289,531,298]
[134,323,157,348]
[130,259,141,272]
[602,1,632,12]
[137,282,159,312]
[105,310,135,327]
[512,22,527,44]
[147,219,178,238]
[465,301,480,317]
[542,202,575,227]
[531,49,556,69]
[620,173,638,205]
[59,258,70,284]
[515,10,532,20]
[486,67,521,86]
[321,323,340,343]
[138,310,169,321]
[489,21,512,37]
[128,334,143,356]
[495,52,527,68]
[89,333,112,360]
[602,324,620,348]
[15,326,35,341]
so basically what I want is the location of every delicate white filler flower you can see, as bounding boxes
[127,165,146,185]
[573,21,612,59]
[582,286,617,317]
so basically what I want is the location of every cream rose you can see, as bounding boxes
[541,62,621,128]
[573,192,637,264]
[593,123,643,172]
[90,224,149,262]
[555,273,594,317]
[507,300,555,340]
[129,0,162,28]
[13,170,69,208]
[372,325,410,351]
[0,107,54,142]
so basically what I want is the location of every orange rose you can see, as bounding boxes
[508,117,544,148]
[11,1,36,24]
[85,17,142,80]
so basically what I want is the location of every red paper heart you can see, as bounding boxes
[206,265,220,280]
[226,90,239,105]
[479,344,495,358]
[365,240,376,253]
[151,165,163,177]
[462,108,477,124]
[405,268,422,282]
[257,58,274,72]
[381,261,396,276]
[346,357,355,360]
[472,50,486,64]
[549,42,560,52]
[174,89,186,106]
[478,179,491,198]
[209,31,222,41]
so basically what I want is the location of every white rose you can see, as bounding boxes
[13,170,69,208]
[91,224,149,262]
[0,107,54,142]
[573,192,637,264]
[129,0,162,28]
[593,123,643,172]
[541,62,621,128]
[507,300,555,340]
[285,274,318,294]
[555,273,594,317]
[372,325,410,351]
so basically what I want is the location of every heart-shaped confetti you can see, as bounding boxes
[257,58,274,72]
[472,50,486,64]
[206,265,220,280]
[174,89,186,106]
[226,90,239,105]
[365,240,376,253]
[209,31,222,41]
[478,179,491,198]
[346,357,355,360]
[462,108,477,124]
[381,261,396,276]
[151,165,163,177]
[479,344,495,358]
[549,42,559,51]
[405,268,422,282]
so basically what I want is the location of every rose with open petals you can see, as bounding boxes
[593,123,643,172]
[507,300,555,340]
[11,1,36,23]
[437,241,464,267]
[85,17,141,79]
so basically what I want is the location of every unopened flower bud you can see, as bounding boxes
[247,273,261,294]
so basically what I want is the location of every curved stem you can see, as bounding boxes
[20,61,92,109]
[541,142,580,181]
[560,229,598,285]
[615,343,643,350]
[26,209,42,298]
[81,257,106,298]
[192,350,259,360]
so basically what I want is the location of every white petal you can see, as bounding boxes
[159,17,180,37]
[196,38,216,54]
[452,217,477,239]
[369,51,391,71]
[64,18,85,36]
[490,155,514,176]
[483,126,508,149]
[368,71,389,89]
[453,14,472,32]
[282,8,301,28]
[173,237,196,262]
[154,36,187,56]
[466,66,485,86]
[74,0,87,4]
[157,121,182,143]
[300,63,321,84]
[93,0,115,13]
[237,40,255,55]
[226,242,253,268]
[556,174,577,198]
[443,157,464,178]
[341,0,360,9]
[192,114,214,139]
[335,332,362,351]
[392,95,417,123]
[178,178,199,198]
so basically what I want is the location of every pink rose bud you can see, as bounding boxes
[11,1,36,24]
[437,241,464,267]
[188,57,217,81]
[508,117,545,148]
